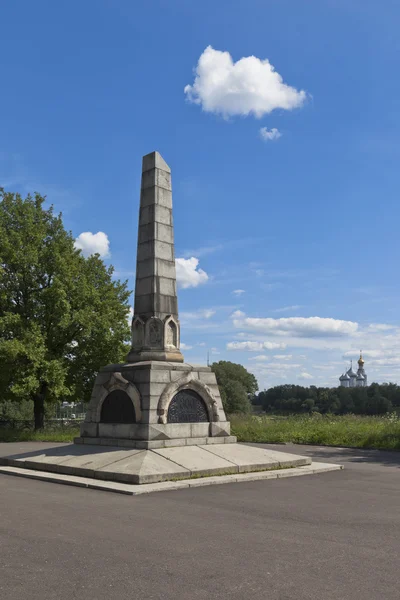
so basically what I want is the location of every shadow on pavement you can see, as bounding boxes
[249,442,400,469]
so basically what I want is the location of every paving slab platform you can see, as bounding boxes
[0,462,343,495]
[0,442,318,484]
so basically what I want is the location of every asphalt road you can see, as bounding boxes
[0,442,399,600]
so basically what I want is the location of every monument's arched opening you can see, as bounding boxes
[100,390,136,423]
[167,389,209,423]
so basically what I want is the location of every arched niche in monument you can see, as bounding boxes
[164,316,178,348]
[145,317,163,348]
[167,389,209,423]
[100,389,136,424]
[131,316,144,348]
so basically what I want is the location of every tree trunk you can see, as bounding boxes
[33,382,47,430]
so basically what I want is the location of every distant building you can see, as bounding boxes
[339,353,368,387]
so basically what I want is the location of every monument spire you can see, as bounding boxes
[127,151,184,363]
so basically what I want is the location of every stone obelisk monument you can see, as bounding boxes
[77,151,234,449]
[3,152,318,487]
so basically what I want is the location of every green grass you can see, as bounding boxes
[230,413,400,450]
[2,414,400,451]
[0,428,80,443]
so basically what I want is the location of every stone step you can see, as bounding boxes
[0,462,343,496]
[0,443,312,485]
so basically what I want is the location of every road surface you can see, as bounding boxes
[0,442,398,600]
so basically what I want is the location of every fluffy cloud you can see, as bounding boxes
[181,308,216,320]
[249,354,296,363]
[226,341,286,351]
[272,305,302,314]
[367,323,395,332]
[74,231,110,258]
[232,312,358,338]
[175,257,208,289]
[201,309,215,319]
[273,362,302,369]
[298,372,313,380]
[243,321,400,387]
[180,343,193,350]
[233,289,246,296]
[259,127,282,141]
[184,46,307,118]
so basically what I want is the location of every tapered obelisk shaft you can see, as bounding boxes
[127,151,183,363]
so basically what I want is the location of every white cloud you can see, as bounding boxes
[180,343,193,350]
[232,312,358,338]
[298,372,313,380]
[182,243,223,258]
[343,349,381,359]
[367,357,400,367]
[184,46,307,118]
[176,257,209,289]
[242,322,400,388]
[272,305,302,314]
[249,354,297,364]
[367,323,395,332]
[226,341,286,351]
[259,127,282,141]
[181,308,216,320]
[233,289,246,296]
[74,231,110,258]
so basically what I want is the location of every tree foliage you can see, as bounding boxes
[0,189,131,428]
[211,360,258,414]
[257,382,398,416]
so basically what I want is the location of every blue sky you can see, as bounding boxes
[1,0,400,389]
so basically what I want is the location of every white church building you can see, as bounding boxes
[339,353,368,388]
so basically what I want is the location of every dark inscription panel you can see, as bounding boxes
[167,389,209,423]
[100,390,136,423]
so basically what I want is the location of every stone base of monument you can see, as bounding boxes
[74,433,237,450]
[0,442,321,485]
[75,361,236,450]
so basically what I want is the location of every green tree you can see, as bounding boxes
[302,398,315,413]
[211,361,258,414]
[254,382,394,416]
[219,380,251,414]
[0,189,131,429]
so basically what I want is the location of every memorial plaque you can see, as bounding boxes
[167,389,209,423]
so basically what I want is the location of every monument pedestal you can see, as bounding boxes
[75,361,235,450]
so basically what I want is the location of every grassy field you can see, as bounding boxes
[1,414,400,450]
[230,413,400,450]
[0,428,80,443]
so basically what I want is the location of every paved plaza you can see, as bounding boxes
[0,443,399,600]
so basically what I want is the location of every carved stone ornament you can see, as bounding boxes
[148,319,163,346]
